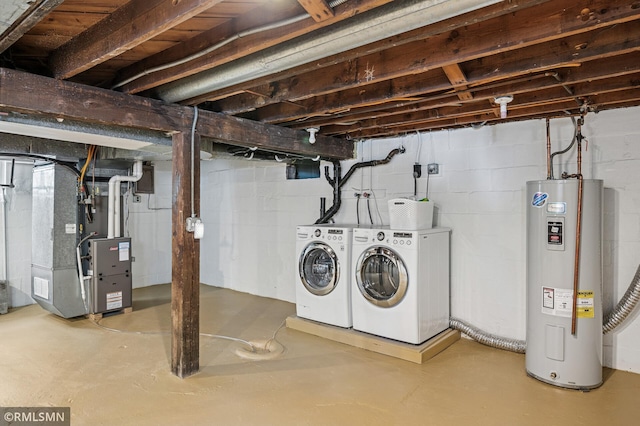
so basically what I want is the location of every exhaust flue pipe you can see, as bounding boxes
[107,160,143,239]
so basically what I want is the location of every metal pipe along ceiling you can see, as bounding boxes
[155,0,502,104]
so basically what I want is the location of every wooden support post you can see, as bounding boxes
[171,128,200,378]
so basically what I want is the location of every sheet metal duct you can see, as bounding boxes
[155,0,501,104]
[31,163,87,318]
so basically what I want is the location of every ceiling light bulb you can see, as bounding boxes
[494,95,514,118]
[306,127,319,144]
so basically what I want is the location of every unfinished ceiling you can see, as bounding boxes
[1,0,640,143]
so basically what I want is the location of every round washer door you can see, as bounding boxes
[299,242,339,296]
[356,246,408,308]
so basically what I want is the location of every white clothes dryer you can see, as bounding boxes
[295,224,353,328]
[351,227,451,344]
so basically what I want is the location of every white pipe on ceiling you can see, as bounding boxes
[155,0,501,104]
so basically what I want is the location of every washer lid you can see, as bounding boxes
[356,246,408,308]
[299,242,339,296]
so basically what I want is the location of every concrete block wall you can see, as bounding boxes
[199,107,640,374]
[125,160,173,288]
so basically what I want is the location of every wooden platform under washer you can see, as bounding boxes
[286,315,460,364]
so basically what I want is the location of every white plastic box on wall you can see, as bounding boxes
[388,198,434,230]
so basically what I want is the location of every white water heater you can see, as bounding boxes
[526,179,603,390]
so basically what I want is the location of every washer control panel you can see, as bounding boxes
[310,228,344,241]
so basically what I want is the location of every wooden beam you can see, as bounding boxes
[293,51,640,130]
[333,87,640,138]
[442,64,473,101]
[175,0,551,106]
[297,0,335,22]
[0,68,353,159]
[244,17,640,125]
[117,0,393,94]
[196,111,353,159]
[206,0,637,115]
[0,0,64,54]
[321,73,640,135]
[171,129,200,378]
[49,0,224,79]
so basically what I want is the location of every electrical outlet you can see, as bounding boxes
[133,195,142,203]
[427,163,440,175]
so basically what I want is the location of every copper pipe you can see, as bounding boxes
[546,118,551,179]
[571,176,583,335]
[570,117,584,335]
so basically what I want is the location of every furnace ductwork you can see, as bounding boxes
[154,0,501,104]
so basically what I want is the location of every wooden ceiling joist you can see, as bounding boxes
[175,0,549,106]
[296,52,640,132]
[49,0,225,80]
[211,0,637,122]
[116,0,393,94]
[321,73,640,136]
[0,0,65,54]
[0,68,353,159]
[297,0,335,22]
[242,17,640,127]
[442,64,473,101]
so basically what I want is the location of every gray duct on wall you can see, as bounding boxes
[154,0,501,103]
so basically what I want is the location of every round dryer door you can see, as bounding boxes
[299,242,339,296]
[356,246,408,308]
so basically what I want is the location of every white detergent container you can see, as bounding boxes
[526,179,603,390]
[388,198,434,230]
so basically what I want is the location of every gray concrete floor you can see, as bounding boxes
[1,284,639,425]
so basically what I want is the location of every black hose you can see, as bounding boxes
[339,148,404,189]
[315,161,342,224]
[315,148,405,224]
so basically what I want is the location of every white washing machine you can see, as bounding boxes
[295,224,353,328]
[351,227,451,344]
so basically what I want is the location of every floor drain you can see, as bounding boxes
[234,339,284,360]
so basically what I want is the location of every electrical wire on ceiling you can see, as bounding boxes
[111,0,350,90]
[228,145,322,162]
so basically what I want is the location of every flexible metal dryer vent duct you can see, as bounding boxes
[603,264,640,334]
[454,266,640,354]
[155,0,501,103]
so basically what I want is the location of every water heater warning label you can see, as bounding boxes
[541,287,572,317]
[577,291,595,318]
